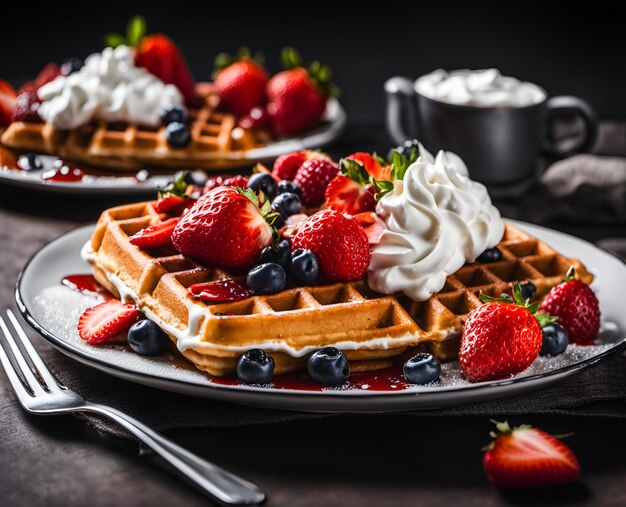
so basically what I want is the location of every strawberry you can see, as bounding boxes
[238,106,271,130]
[292,209,370,282]
[172,187,279,270]
[272,150,330,181]
[325,158,378,215]
[347,152,391,181]
[293,158,339,206]
[129,217,179,249]
[539,266,601,342]
[35,63,62,89]
[355,212,387,245]
[189,279,252,303]
[483,421,581,488]
[78,299,142,344]
[0,79,17,126]
[11,92,41,123]
[214,49,269,117]
[106,16,197,104]
[266,47,336,136]
[154,196,187,215]
[223,175,249,188]
[203,174,249,194]
[459,283,553,382]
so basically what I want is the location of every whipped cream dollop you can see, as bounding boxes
[368,149,504,301]
[38,45,183,129]
[415,68,546,108]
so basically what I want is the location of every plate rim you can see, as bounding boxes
[14,220,626,401]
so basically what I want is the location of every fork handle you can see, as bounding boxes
[80,403,265,505]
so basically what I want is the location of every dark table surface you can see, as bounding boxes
[1,126,626,507]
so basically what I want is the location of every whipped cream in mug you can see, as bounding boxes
[368,147,504,301]
[38,45,183,129]
[415,68,546,108]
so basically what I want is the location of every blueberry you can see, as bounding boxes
[17,153,43,171]
[520,281,537,300]
[247,263,286,294]
[307,347,350,386]
[247,173,277,200]
[162,105,189,125]
[260,240,291,269]
[290,248,320,286]
[60,57,83,75]
[277,180,301,196]
[184,170,208,187]
[476,247,502,263]
[540,323,569,356]
[403,353,441,384]
[236,349,275,384]
[128,320,169,356]
[165,122,191,148]
[271,192,301,218]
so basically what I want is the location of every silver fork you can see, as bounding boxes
[0,309,265,506]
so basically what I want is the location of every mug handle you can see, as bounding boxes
[543,95,598,158]
[384,76,419,145]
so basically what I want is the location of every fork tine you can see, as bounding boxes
[6,310,63,391]
[0,315,46,394]
[0,322,36,400]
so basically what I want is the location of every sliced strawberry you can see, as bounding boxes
[129,217,179,249]
[35,63,62,89]
[325,175,376,215]
[347,152,390,181]
[355,212,387,245]
[78,299,142,344]
[483,421,581,488]
[154,196,187,214]
[0,79,17,126]
[189,279,252,303]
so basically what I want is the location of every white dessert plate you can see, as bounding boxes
[0,98,346,196]
[16,219,626,412]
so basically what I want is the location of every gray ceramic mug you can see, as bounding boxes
[385,76,598,185]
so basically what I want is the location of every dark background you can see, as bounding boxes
[2,0,625,127]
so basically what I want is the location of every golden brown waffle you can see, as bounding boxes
[1,84,268,171]
[87,201,593,377]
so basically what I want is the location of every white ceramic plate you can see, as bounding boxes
[16,220,626,412]
[0,99,346,196]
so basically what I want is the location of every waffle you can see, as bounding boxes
[87,201,593,377]
[0,84,268,171]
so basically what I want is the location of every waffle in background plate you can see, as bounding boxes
[84,201,593,377]
[1,84,269,171]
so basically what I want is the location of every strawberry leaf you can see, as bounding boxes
[159,171,188,198]
[536,311,558,327]
[105,32,127,48]
[281,46,303,70]
[339,158,371,185]
[563,265,576,282]
[480,282,559,327]
[238,187,259,207]
[126,15,147,46]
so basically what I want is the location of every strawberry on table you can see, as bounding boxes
[214,48,269,117]
[272,150,331,181]
[459,282,555,382]
[106,16,197,105]
[129,217,179,249]
[293,158,339,206]
[539,266,601,342]
[292,209,370,282]
[78,299,142,344]
[0,79,17,126]
[172,187,280,270]
[266,47,337,137]
[483,421,581,488]
[325,158,378,215]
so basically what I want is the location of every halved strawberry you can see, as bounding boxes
[483,421,581,488]
[0,79,17,126]
[347,152,391,181]
[355,212,387,245]
[78,299,142,344]
[129,217,179,248]
[189,279,252,303]
[154,196,188,215]
[325,158,377,214]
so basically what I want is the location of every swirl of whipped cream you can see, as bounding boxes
[415,68,546,108]
[38,45,183,130]
[368,149,504,301]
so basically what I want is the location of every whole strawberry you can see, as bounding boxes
[325,158,377,215]
[106,16,197,104]
[214,49,269,117]
[293,158,339,206]
[172,187,278,270]
[272,150,331,181]
[459,283,553,382]
[292,209,370,282]
[483,420,581,488]
[11,92,41,123]
[539,266,600,342]
[266,47,337,136]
